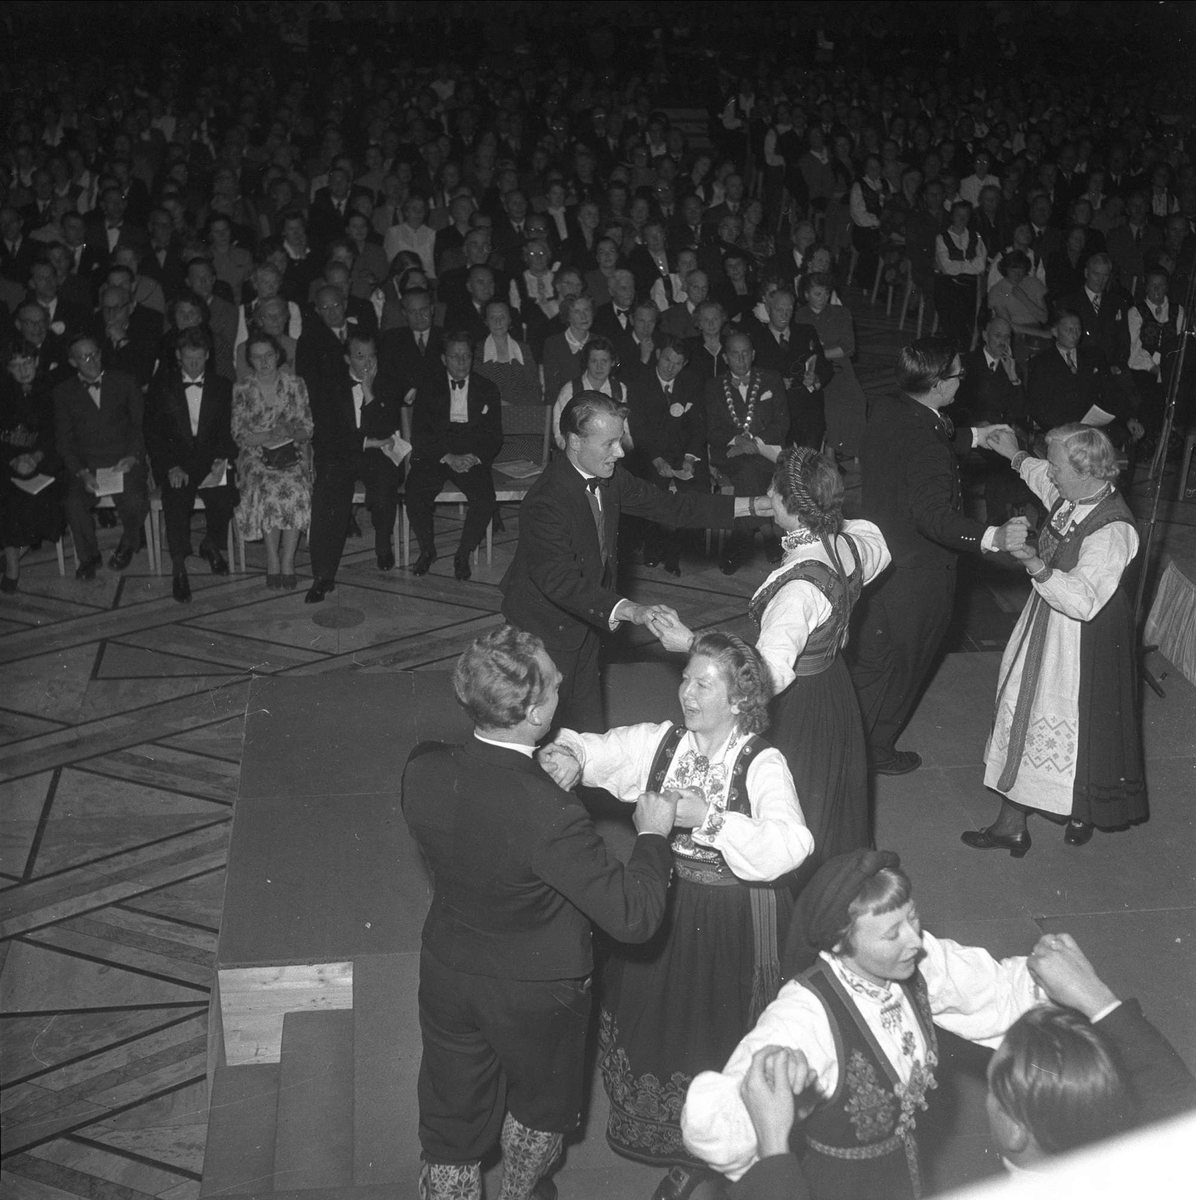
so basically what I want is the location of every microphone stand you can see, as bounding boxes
[1134,264,1196,698]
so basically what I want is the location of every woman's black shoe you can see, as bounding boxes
[652,1165,710,1200]
[960,825,1031,858]
[1064,819,1094,846]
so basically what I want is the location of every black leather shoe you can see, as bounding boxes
[304,578,336,604]
[961,825,1031,858]
[652,1165,710,1200]
[412,550,437,576]
[662,557,681,577]
[644,553,661,567]
[376,548,396,571]
[872,750,922,775]
[108,543,135,571]
[1064,819,1094,846]
[1,575,17,594]
[76,554,102,581]
[719,553,742,575]
[454,554,471,581]
[198,539,229,575]
[172,571,192,603]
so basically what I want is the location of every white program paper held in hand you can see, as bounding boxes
[94,467,125,496]
[1081,404,1116,428]
[198,462,228,489]
[11,473,56,496]
[381,433,412,467]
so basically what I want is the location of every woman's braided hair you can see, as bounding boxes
[773,445,844,538]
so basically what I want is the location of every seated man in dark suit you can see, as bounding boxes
[957,316,1035,523]
[1026,310,1143,446]
[377,288,445,429]
[402,625,676,1200]
[95,282,162,390]
[300,325,405,602]
[749,287,834,450]
[592,269,639,365]
[0,206,40,284]
[145,328,238,602]
[15,301,70,383]
[406,331,503,582]
[1057,253,1132,376]
[85,186,150,261]
[705,331,790,574]
[444,265,497,349]
[28,258,90,343]
[184,259,239,383]
[53,334,151,579]
[627,334,710,576]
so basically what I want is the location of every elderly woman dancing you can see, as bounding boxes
[962,424,1146,855]
[540,632,812,1200]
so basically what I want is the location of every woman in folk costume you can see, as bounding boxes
[651,446,890,877]
[962,424,1146,855]
[681,850,1043,1200]
[538,632,812,1200]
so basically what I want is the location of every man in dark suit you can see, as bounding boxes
[849,339,1027,775]
[145,329,238,602]
[85,186,150,261]
[0,207,39,284]
[592,269,638,364]
[53,334,151,579]
[1026,311,1142,443]
[184,259,239,382]
[402,625,676,1200]
[141,208,188,301]
[750,287,834,450]
[377,287,445,412]
[957,317,1035,524]
[299,314,405,602]
[705,332,790,574]
[14,302,70,383]
[437,228,508,316]
[406,332,503,582]
[443,265,497,348]
[626,335,710,575]
[1058,253,1132,374]
[307,165,354,244]
[95,283,162,390]
[501,391,763,731]
[28,259,90,344]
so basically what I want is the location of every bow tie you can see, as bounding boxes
[451,378,466,390]
[585,476,604,493]
[184,378,204,388]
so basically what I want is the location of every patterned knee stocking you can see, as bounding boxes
[497,1113,563,1200]
[419,1158,482,1200]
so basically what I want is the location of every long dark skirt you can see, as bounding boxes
[771,655,871,878]
[1074,588,1148,827]
[599,875,792,1166]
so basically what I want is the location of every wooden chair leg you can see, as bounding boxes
[846,247,859,287]
[916,294,926,339]
[885,282,895,317]
[55,537,66,577]
[899,279,914,330]
[870,258,884,306]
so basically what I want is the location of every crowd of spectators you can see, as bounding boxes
[1,0,1192,599]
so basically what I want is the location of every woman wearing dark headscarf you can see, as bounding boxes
[681,850,1045,1200]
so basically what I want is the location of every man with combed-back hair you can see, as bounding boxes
[402,625,678,1200]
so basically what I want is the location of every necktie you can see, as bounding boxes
[417,332,426,350]
[337,326,346,343]
[585,477,607,558]
[1092,294,1101,314]
[662,381,673,394]
[1067,351,1077,373]
[938,413,955,440]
